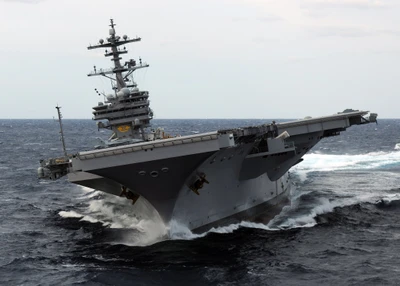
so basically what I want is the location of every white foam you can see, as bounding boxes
[168,219,276,240]
[80,215,100,223]
[281,150,400,229]
[24,142,44,146]
[395,143,400,150]
[380,193,400,203]
[209,221,273,233]
[77,190,101,200]
[168,220,206,240]
[77,189,167,245]
[58,210,83,218]
[60,150,400,242]
[79,186,96,193]
[268,189,400,230]
[57,185,170,246]
[61,264,84,268]
[295,151,400,174]
[295,170,309,182]
[273,196,338,228]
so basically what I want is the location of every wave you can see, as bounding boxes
[294,151,400,181]
[59,150,400,244]
[167,219,276,241]
[59,210,83,218]
[61,192,286,243]
[375,194,400,211]
[59,187,167,246]
[61,189,400,245]
[76,189,102,200]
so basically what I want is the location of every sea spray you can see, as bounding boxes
[295,151,400,174]
[58,150,400,244]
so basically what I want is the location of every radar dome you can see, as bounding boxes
[99,39,104,44]
[106,94,115,100]
[117,88,130,97]
[123,35,127,40]
[121,87,130,96]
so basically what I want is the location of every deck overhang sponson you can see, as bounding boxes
[276,111,370,136]
[72,132,233,172]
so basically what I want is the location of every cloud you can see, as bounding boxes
[302,0,386,10]
[313,25,374,37]
[251,36,277,44]
[1,0,46,3]
[377,29,400,36]
[231,14,283,23]
[258,15,283,22]
[286,56,315,64]
[311,25,400,38]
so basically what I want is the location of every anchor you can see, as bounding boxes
[189,173,209,195]
[120,185,140,205]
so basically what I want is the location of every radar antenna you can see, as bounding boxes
[55,105,68,157]
[87,20,153,142]
[87,19,149,91]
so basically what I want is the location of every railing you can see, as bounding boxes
[78,132,219,160]
[88,63,149,76]
[284,141,295,149]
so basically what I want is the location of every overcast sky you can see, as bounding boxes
[0,0,398,119]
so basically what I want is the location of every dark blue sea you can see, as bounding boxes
[1,118,399,286]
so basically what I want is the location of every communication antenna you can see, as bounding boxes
[55,105,68,157]
[94,88,107,101]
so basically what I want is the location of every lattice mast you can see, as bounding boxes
[87,19,152,142]
[55,105,68,157]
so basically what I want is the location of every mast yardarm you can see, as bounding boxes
[87,19,153,143]
[87,19,149,91]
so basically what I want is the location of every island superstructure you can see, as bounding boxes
[88,19,153,146]
[38,20,378,233]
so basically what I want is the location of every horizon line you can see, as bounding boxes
[0,117,396,120]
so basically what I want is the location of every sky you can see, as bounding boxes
[0,0,399,119]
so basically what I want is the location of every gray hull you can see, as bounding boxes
[65,110,375,232]
[36,20,378,234]
[68,144,291,232]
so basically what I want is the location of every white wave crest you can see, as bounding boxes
[168,220,279,240]
[80,186,96,193]
[395,143,400,150]
[77,190,101,200]
[59,210,83,218]
[380,193,400,203]
[295,151,400,176]
[59,186,168,246]
[60,154,400,244]
[168,220,207,240]
[268,197,339,229]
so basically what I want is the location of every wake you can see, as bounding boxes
[295,150,400,175]
[58,149,400,245]
[59,188,168,246]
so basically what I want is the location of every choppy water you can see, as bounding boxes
[1,118,399,285]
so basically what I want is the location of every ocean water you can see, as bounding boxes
[1,118,400,286]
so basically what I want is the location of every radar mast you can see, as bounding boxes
[88,19,153,143]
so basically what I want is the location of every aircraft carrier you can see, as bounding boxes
[38,20,378,233]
